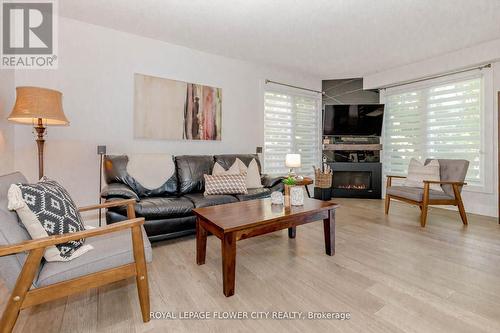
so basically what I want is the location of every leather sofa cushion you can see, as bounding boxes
[214,154,262,173]
[386,186,454,202]
[109,197,194,219]
[184,193,238,208]
[135,197,194,218]
[175,155,214,194]
[235,188,271,201]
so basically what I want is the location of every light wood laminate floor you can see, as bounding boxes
[2,198,500,333]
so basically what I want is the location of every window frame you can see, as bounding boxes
[380,68,494,194]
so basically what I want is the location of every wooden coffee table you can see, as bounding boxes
[193,198,339,297]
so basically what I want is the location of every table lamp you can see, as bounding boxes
[8,87,69,179]
[285,153,301,178]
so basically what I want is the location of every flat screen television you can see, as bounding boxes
[323,104,384,136]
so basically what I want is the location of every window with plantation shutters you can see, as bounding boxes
[383,76,483,186]
[263,90,320,175]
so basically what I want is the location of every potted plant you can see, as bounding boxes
[282,176,296,195]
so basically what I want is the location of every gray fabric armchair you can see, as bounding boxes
[0,172,152,332]
[385,159,469,227]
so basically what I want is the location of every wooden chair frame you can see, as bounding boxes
[385,175,468,227]
[0,199,150,333]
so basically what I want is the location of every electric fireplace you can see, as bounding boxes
[329,162,382,199]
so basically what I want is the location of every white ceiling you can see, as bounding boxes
[60,0,500,79]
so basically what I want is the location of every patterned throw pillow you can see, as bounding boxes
[204,174,248,195]
[7,177,93,262]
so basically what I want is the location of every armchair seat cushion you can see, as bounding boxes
[235,188,271,201]
[387,186,454,202]
[36,226,152,287]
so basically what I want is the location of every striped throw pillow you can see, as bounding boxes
[204,174,248,195]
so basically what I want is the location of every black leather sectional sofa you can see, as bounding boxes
[101,154,283,242]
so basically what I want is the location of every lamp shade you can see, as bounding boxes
[8,86,68,126]
[285,153,301,168]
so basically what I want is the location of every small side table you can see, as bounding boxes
[288,177,313,238]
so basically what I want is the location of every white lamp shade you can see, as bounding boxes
[285,154,301,168]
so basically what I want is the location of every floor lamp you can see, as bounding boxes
[8,87,69,179]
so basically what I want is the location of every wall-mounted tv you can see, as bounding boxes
[323,104,384,136]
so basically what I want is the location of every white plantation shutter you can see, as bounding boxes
[264,90,320,175]
[383,76,483,185]
[426,79,482,183]
[383,91,424,175]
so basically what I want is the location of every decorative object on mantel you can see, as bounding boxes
[270,191,284,205]
[8,86,69,179]
[313,165,333,201]
[134,73,222,141]
[285,153,301,178]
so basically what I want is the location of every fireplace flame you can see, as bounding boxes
[337,184,368,190]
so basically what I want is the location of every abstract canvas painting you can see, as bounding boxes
[134,73,222,140]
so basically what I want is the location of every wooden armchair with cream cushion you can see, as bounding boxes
[385,159,469,227]
[0,172,152,333]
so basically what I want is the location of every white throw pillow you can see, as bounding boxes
[236,158,263,189]
[404,159,443,192]
[212,161,240,175]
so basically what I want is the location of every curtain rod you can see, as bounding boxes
[379,63,491,90]
[265,79,324,94]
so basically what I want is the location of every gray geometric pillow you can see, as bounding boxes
[8,177,91,261]
[204,174,248,195]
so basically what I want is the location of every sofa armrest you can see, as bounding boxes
[261,174,285,188]
[269,181,284,193]
[101,183,139,201]
[386,174,407,188]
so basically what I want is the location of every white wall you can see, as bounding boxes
[0,70,15,174]
[364,38,500,217]
[12,18,321,206]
